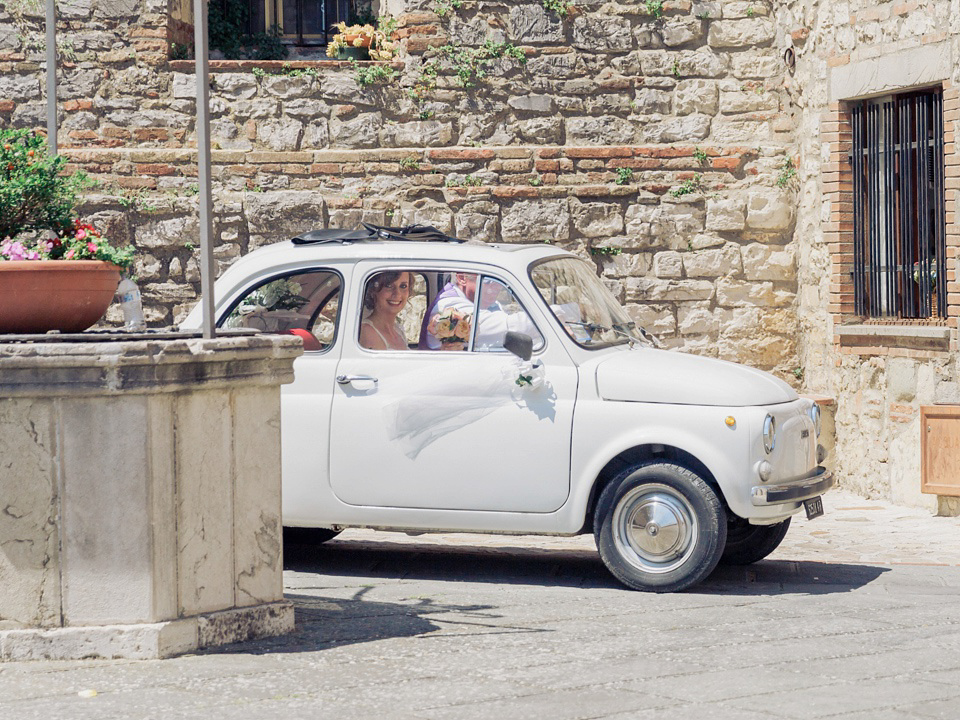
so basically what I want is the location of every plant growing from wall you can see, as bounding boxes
[615,167,634,185]
[693,147,709,165]
[399,157,421,171]
[644,0,664,19]
[669,173,703,197]
[541,0,574,18]
[353,60,398,87]
[776,156,797,187]
[589,246,622,257]
[434,0,463,19]
[438,40,527,89]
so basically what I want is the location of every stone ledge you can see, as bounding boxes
[0,601,294,661]
[0,335,303,396]
[837,323,951,352]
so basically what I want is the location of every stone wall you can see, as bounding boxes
[782,0,960,510]
[1,0,802,377]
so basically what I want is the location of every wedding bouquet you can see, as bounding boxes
[428,306,472,347]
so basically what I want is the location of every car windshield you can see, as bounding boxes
[530,257,647,349]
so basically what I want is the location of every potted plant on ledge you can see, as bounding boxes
[0,129,134,334]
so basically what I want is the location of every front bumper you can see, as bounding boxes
[750,466,834,505]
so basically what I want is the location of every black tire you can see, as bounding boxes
[594,462,727,593]
[283,527,341,545]
[720,515,791,565]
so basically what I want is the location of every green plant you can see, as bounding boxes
[438,40,527,89]
[249,25,287,61]
[695,10,711,19]
[776,156,797,188]
[693,147,709,165]
[792,367,804,381]
[669,173,704,197]
[399,157,421,171]
[418,109,435,120]
[434,0,463,18]
[326,17,398,61]
[445,174,484,187]
[0,129,91,240]
[116,188,157,213]
[529,175,543,187]
[747,6,756,17]
[208,0,287,60]
[252,67,266,79]
[184,241,196,251]
[409,58,441,104]
[615,167,634,185]
[589,246,622,257]
[671,58,681,78]
[644,0,664,19]
[541,0,574,18]
[353,60,398,87]
[170,42,191,60]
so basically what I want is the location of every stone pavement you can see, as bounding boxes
[2,489,960,720]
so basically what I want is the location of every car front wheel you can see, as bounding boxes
[594,462,727,593]
[720,515,791,565]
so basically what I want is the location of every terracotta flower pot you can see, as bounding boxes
[343,33,372,48]
[0,260,122,334]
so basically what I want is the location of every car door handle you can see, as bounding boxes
[337,374,379,385]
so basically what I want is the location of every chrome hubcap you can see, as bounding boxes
[612,484,698,574]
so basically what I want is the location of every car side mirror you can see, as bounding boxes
[503,331,533,361]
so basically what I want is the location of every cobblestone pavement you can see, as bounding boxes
[2,489,960,720]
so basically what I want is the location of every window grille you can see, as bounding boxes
[850,89,946,319]
[250,0,351,46]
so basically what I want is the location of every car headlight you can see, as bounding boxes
[762,414,776,454]
[808,402,821,438]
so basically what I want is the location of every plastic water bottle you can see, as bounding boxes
[116,277,146,332]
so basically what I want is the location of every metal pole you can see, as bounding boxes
[194,0,216,338]
[45,0,56,156]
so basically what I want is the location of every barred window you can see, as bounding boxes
[851,89,946,319]
[250,0,350,45]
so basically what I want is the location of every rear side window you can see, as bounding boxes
[220,269,341,352]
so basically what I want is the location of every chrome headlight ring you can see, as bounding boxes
[762,414,776,454]
[808,402,821,438]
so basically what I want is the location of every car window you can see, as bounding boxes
[359,270,427,351]
[220,269,341,352]
[417,271,543,353]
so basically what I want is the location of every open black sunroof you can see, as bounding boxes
[292,222,465,245]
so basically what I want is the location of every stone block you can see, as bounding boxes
[257,118,304,152]
[649,114,711,143]
[720,89,779,114]
[706,198,746,231]
[662,18,705,47]
[572,15,634,52]
[628,277,715,302]
[716,278,793,307]
[502,199,570,242]
[886,358,919,403]
[654,251,684,278]
[508,94,555,113]
[0,400,60,627]
[214,73,259,100]
[172,73,195,99]
[683,244,742,277]
[60,396,158,625]
[674,79,719,115]
[509,4,564,43]
[731,54,781,78]
[632,88,671,115]
[565,115,637,145]
[746,189,794,231]
[708,19,775,48]
[571,200,624,238]
[383,120,454,147]
[678,303,718,335]
[625,303,676,335]
[455,212,499,242]
[742,242,795,281]
[176,391,235,617]
[261,74,315,100]
[330,112,382,148]
[233,388,283,607]
[519,117,563,144]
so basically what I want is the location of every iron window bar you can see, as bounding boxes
[850,89,945,319]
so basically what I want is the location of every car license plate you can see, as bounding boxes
[804,496,824,520]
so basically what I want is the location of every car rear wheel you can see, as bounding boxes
[594,462,726,593]
[720,515,791,565]
[283,527,341,545]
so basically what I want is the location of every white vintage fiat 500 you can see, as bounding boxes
[182,224,833,592]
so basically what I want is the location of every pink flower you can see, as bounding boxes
[75,228,87,240]
[65,249,75,259]
[87,242,98,253]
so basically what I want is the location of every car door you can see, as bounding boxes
[216,264,349,526]
[328,261,578,513]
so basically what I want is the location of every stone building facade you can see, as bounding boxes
[1,0,958,512]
